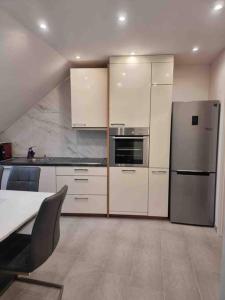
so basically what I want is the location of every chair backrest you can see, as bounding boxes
[0,166,3,189]
[29,185,68,271]
[7,166,41,192]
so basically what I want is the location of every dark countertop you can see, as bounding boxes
[0,157,107,167]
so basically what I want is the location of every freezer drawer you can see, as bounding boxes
[170,171,216,226]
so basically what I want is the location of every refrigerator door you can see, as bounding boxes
[170,171,216,226]
[171,101,220,172]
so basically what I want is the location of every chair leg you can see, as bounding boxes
[16,277,64,300]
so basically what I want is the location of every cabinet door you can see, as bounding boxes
[109,167,148,215]
[109,63,151,127]
[71,68,107,127]
[150,85,172,168]
[152,62,174,84]
[148,168,169,217]
[39,167,56,193]
[1,166,12,189]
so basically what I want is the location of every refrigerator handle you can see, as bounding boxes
[176,170,210,176]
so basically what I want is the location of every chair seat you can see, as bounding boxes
[0,234,31,273]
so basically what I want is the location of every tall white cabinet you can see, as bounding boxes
[109,57,151,127]
[109,55,174,217]
[148,58,174,217]
[70,68,107,128]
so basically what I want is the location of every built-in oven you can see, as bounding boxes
[110,128,149,167]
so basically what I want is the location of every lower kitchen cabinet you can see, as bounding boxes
[109,167,148,215]
[62,195,107,214]
[1,166,56,193]
[148,168,169,217]
[56,166,107,214]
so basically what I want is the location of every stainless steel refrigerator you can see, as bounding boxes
[170,101,220,226]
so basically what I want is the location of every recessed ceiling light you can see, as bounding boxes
[192,46,199,52]
[122,72,126,76]
[117,82,122,87]
[118,13,127,24]
[39,22,48,31]
[130,51,136,56]
[76,55,81,60]
[213,1,224,11]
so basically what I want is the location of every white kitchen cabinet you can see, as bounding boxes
[56,166,107,214]
[152,62,174,85]
[148,168,169,217]
[1,166,56,193]
[39,167,56,193]
[109,63,151,127]
[70,68,107,128]
[109,167,148,215]
[56,175,107,195]
[1,166,12,189]
[62,195,107,214]
[149,85,172,168]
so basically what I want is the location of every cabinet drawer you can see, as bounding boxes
[57,176,107,195]
[62,195,107,214]
[148,168,169,217]
[56,167,107,176]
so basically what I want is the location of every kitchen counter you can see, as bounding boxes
[0,157,107,167]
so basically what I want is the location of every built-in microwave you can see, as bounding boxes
[109,128,149,167]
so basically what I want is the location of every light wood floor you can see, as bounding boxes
[1,217,222,300]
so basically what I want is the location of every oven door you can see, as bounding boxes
[110,136,149,167]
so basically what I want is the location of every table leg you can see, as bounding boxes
[0,274,15,296]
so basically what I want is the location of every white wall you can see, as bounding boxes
[0,8,68,133]
[209,49,225,234]
[173,64,210,101]
[0,77,106,158]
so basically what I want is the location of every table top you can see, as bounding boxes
[0,190,53,242]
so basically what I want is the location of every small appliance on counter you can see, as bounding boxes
[0,142,12,161]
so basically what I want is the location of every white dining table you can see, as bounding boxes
[0,190,53,242]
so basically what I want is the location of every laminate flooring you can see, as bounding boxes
[1,217,222,300]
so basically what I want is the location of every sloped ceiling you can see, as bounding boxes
[1,0,225,64]
[0,8,69,133]
[0,0,225,132]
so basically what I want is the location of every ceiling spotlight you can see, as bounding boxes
[76,55,81,60]
[39,22,48,31]
[213,1,224,11]
[192,46,199,52]
[122,72,126,76]
[118,13,127,24]
[130,51,136,56]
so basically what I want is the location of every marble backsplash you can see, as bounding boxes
[0,77,107,158]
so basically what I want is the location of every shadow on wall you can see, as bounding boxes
[0,77,107,158]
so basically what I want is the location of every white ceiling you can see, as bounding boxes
[0,0,225,64]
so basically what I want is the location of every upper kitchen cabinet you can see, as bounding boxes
[70,68,107,128]
[152,62,174,85]
[109,60,151,127]
[149,85,173,168]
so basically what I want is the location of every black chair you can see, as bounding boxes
[0,185,68,300]
[0,166,3,189]
[7,166,41,192]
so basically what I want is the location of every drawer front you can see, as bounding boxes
[56,167,107,176]
[62,195,107,214]
[57,176,107,195]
